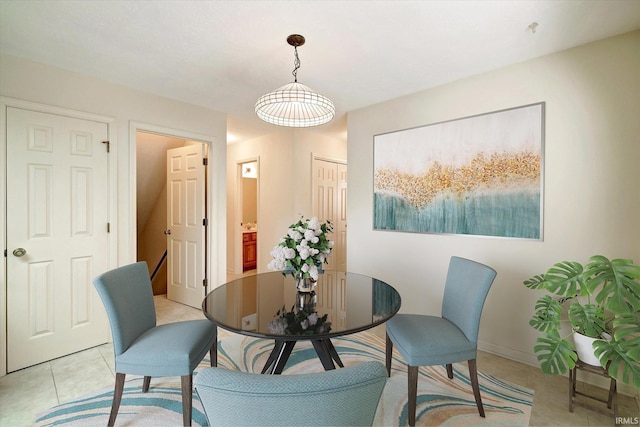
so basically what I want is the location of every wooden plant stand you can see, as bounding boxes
[569,357,618,424]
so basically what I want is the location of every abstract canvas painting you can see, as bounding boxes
[373,103,544,239]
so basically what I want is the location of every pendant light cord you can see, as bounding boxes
[292,46,301,83]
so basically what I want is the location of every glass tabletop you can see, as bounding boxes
[202,270,401,340]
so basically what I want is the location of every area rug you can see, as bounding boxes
[36,331,533,426]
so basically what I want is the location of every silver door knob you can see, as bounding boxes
[13,248,27,257]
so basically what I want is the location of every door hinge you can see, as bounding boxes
[107,222,110,233]
[4,249,6,257]
[203,218,208,226]
[202,278,207,288]
[203,157,208,166]
[102,140,110,153]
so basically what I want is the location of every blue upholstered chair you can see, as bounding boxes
[93,262,217,426]
[194,361,388,426]
[385,256,497,426]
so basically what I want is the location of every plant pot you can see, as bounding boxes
[573,331,611,366]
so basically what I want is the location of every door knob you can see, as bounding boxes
[164,230,172,235]
[13,248,27,257]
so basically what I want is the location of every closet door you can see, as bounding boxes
[312,158,347,272]
[6,107,110,372]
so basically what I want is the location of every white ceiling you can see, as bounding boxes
[2,0,640,143]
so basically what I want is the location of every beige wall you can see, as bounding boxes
[227,128,347,274]
[138,183,169,294]
[347,31,640,395]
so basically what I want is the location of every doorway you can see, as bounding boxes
[136,132,186,295]
[235,158,259,274]
[132,122,221,309]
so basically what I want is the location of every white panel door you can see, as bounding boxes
[312,158,347,272]
[166,145,205,308]
[6,107,110,372]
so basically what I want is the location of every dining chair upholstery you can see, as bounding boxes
[385,256,497,426]
[194,361,388,426]
[93,261,217,426]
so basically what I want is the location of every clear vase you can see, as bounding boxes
[295,273,316,293]
[297,290,317,312]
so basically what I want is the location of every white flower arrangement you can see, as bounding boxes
[267,216,333,281]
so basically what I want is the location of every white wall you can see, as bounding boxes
[347,31,640,394]
[227,128,347,274]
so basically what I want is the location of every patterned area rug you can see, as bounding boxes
[36,331,533,426]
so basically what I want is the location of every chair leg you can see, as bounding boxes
[210,340,217,367]
[446,363,453,379]
[468,359,485,417]
[408,365,419,427]
[142,376,151,392]
[181,374,193,427]
[108,373,126,426]
[385,333,393,377]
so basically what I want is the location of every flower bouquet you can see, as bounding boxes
[267,216,333,281]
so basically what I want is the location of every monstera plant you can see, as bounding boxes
[523,255,640,388]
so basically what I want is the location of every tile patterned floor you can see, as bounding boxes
[1,280,637,426]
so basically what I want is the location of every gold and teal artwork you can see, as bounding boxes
[373,103,544,239]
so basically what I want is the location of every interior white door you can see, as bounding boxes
[312,158,347,271]
[6,107,110,372]
[166,145,206,308]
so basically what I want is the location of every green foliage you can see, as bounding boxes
[533,332,577,375]
[587,257,640,314]
[529,295,561,332]
[567,302,605,337]
[524,255,640,388]
[542,261,584,297]
[523,274,546,290]
[612,312,640,360]
[593,338,640,389]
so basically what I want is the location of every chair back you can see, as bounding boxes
[441,256,496,343]
[195,361,388,426]
[93,262,157,357]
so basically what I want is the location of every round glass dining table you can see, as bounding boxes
[202,270,401,374]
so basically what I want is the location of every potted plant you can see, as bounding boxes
[523,255,640,388]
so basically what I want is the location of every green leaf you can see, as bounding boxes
[568,302,605,337]
[593,339,640,388]
[611,312,640,360]
[585,256,640,314]
[523,274,546,290]
[529,295,561,332]
[542,261,584,298]
[533,333,577,375]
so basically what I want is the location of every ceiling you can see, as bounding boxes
[2,1,640,144]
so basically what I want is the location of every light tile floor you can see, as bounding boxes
[1,281,638,426]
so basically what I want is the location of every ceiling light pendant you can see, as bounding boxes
[255,34,335,128]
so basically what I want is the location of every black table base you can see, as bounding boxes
[261,338,345,374]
